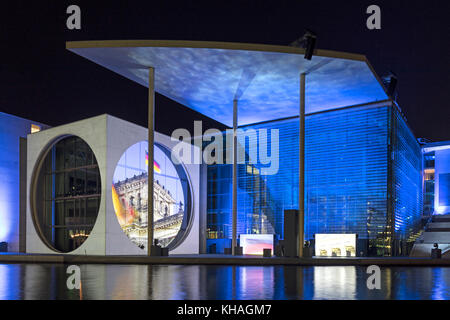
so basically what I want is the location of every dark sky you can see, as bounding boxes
[1,0,449,140]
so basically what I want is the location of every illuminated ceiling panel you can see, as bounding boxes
[67,40,388,126]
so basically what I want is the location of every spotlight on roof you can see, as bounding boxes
[289,29,317,60]
[382,72,398,100]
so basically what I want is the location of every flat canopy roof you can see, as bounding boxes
[67,40,388,126]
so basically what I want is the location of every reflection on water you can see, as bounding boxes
[0,263,449,300]
[313,266,356,299]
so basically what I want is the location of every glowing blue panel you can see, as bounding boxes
[67,41,388,126]
[240,234,274,255]
[0,113,48,251]
[434,148,450,214]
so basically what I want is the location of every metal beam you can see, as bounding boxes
[147,67,155,256]
[232,99,238,255]
[298,72,306,258]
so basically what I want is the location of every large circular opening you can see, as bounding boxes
[112,141,192,250]
[31,135,101,253]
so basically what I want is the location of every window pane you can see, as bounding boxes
[86,168,98,194]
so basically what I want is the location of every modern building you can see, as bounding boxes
[0,40,447,257]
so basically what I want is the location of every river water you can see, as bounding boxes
[0,264,448,300]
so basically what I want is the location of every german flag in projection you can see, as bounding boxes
[112,184,137,226]
[145,151,161,173]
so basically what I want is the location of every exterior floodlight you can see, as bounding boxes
[289,29,317,60]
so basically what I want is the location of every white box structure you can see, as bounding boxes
[26,114,202,255]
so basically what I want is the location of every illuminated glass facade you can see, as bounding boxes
[423,152,436,215]
[112,141,192,250]
[207,103,423,256]
[68,43,389,127]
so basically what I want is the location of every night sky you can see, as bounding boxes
[1,1,449,140]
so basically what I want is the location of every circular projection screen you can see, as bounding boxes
[112,141,192,250]
[32,136,101,253]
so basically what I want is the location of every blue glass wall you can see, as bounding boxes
[0,113,48,252]
[391,109,423,243]
[207,104,423,255]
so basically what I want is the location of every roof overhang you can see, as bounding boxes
[423,141,450,153]
[66,40,388,126]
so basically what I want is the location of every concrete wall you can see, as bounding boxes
[0,112,48,252]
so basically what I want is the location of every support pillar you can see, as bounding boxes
[232,99,238,255]
[147,67,155,255]
[298,72,306,258]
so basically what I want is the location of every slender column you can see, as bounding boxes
[232,99,238,255]
[298,72,306,258]
[147,67,155,255]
